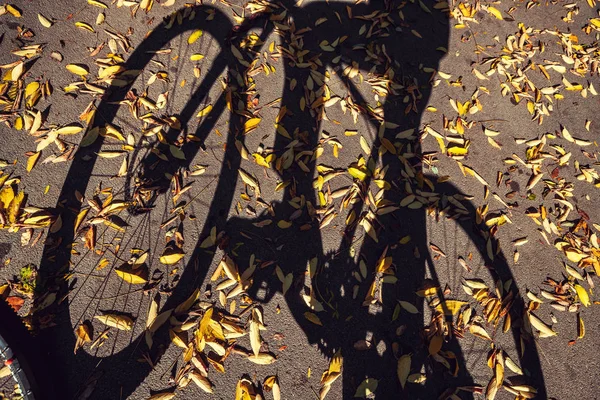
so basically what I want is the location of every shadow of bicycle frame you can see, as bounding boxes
[36,2,547,399]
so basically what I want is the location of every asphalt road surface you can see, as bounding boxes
[1,1,600,399]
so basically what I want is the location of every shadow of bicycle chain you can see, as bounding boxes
[36,2,547,399]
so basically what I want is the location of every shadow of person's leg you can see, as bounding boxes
[329,123,477,398]
[317,2,476,393]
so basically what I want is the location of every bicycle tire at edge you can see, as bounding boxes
[0,299,54,400]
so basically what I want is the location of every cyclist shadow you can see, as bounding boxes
[35,1,547,399]
[221,1,476,397]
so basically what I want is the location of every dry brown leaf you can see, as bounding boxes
[94,314,133,331]
[397,354,411,389]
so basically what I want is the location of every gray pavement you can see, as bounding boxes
[1,1,600,399]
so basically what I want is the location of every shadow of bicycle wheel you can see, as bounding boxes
[35,4,244,399]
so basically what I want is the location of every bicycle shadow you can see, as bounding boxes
[35,1,547,399]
